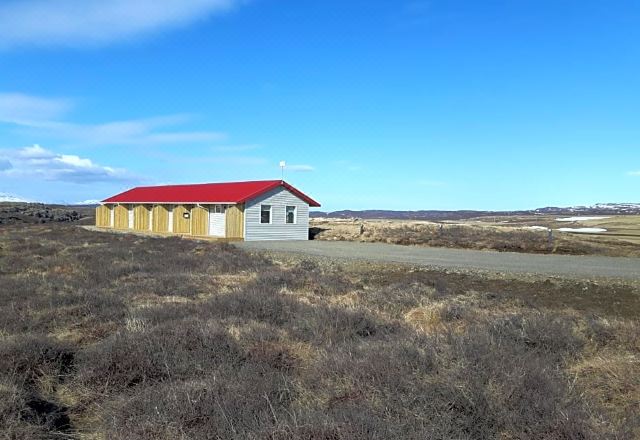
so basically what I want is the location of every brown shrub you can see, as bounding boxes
[0,336,75,437]
[0,379,61,439]
[76,320,243,392]
[0,335,75,388]
[102,367,296,440]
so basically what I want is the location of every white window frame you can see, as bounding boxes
[285,205,297,224]
[260,204,272,224]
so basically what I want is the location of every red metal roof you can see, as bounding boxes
[102,180,321,207]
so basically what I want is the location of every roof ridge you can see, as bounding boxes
[130,179,282,190]
[236,180,283,203]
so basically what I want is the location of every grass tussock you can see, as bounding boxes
[0,223,638,439]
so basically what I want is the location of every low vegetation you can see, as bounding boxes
[0,202,91,225]
[1,223,639,439]
[311,218,640,257]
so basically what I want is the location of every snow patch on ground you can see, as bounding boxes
[523,226,550,231]
[556,216,610,222]
[557,227,608,234]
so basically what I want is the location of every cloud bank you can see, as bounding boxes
[0,144,138,183]
[0,93,71,124]
[0,0,242,49]
[0,93,226,146]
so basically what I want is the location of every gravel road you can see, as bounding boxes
[236,240,640,280]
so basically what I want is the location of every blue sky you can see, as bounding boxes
[0,0,639,210]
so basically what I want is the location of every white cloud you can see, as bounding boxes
[17,144,56,159]
[0,144,138,183]
[0,93,226,146]
[286,164,314,172]
[628,171,640,176]
[0,93,71,124]
[57,154,94,168]
[32,120,226,146]
[0,0,242,49]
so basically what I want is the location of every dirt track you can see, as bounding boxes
[237,240,640,281]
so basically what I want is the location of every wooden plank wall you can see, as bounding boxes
[133,205,150,231]
[173,204,192,234]
[225,204,244,239]
[97,203,245,239]
[95,205,111,227]
[152,205,169,232]
[191,206,208,236]
[114,205,129,229]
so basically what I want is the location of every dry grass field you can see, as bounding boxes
[1,223,639,439]
[311,215,640,257]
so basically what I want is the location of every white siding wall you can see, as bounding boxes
[244,187,309,241]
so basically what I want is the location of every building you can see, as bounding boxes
[96,180,321,241]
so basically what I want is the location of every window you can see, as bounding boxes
[260,205,271,224]
[286,206,296,224]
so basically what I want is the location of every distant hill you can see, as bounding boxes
[311,203,640,221]
[0,192,34,203]
[74,199,101,206]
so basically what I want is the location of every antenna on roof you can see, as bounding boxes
[279,161,286,181]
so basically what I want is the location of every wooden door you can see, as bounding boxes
[114,205,129,229]
[173,205,192,234]
[95,205,111,227]
[134,205,150,231]
[191,206,208,236]
[152,205,169,232]
[225,204,244,239]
